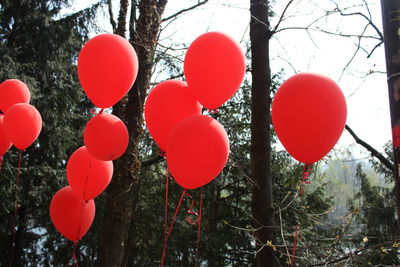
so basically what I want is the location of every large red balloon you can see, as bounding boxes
[184,32,246,110]
[271,73,347,164]
[0,114,12,156]
[50,186,95,241]
[67,146,113,200]
[83,113,129,161]
[0,79,30,113]
[78,33,138,108]
[3,103,42,150]
[167,115,229,189]
[144,80,202,151]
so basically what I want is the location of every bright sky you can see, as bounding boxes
[72,0,390,156]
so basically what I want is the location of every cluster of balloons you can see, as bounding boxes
[272,73,347,165]
[0,79,42,160]
[145,32,246,189]
[50,33,138,242]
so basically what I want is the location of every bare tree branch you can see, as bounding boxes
[141,154,163,168]
[307,239,400,266]
[345,125,394,171]
[272,0,295,34]
[107,0,117,32]
[161,0,209,23]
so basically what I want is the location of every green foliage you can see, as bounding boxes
[0,0,102,265]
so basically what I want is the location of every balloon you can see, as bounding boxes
[67,146,113,200]
[83,113,129,161]
[167,115,229,189]
[271,73,347,164]
[3,103,42,150]
[0,114,12,156]
[184,32,246,110]
[50,186,95,241]
[77,33,139,108]
[0,79,30,113]
[144,80,202,151]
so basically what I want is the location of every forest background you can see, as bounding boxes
[0,0,397,266]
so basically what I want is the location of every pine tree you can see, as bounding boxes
[0,1,101,265]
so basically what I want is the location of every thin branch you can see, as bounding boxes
[307,239,400,266]
[161,0,209,23]
[272,0,295,33]
[345,125,394,171]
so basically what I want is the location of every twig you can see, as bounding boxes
[345,124,394,171]
[161,0,209,23]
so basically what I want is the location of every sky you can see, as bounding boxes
[71,0,390,157]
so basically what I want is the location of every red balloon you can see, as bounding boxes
[67,146,113,200]
[0,79,30,113]
[144,80,202,151]
[271,73,347,164]
[3,103,42,150]
[83,113,129,161]
[78,33,138,108]
[184,32,246,110]
[167,115,229,189]
[50,186,95,241]
[0,114,12,156]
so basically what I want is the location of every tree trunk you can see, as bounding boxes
[249,0,277,266]
[381,0,400,234]
[96,1,168,266]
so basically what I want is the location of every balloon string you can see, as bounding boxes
[160,189,187,267]
[0,155,3,170]
[65,241,79,267]
[10,150,22,265]
[193,191,203,267]
[291,225,299,267]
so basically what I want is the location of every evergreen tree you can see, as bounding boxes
[0,0,102,265]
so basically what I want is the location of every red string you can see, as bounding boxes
[193,191,203,267]
[0,155,3,170]
[65,241,79,267]
[10,150,22,266]
[300,164,312,196]
[291,225,299,267]
[160,189,187,267]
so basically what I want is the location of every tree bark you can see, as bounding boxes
[96,1,167,266]
[250,0,277,266]
[381,0,400,234]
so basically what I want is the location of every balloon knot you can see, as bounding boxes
[159,150,166,158]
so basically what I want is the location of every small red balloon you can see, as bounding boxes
[0,79,30,113]
[0,114,12,156]
[50,186,95,241]
[78,33,138,108]
[184,32,246,110]
[167,115,229,189]
[67,146,113,200]
[3,103,42,150]
[83,113,129,161]
[144,80,202,151]
[271,73,347,164]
